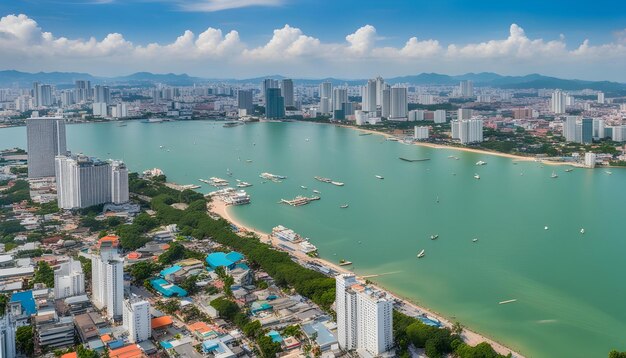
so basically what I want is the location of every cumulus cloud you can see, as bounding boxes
[0,14,625,79]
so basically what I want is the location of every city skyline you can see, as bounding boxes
[1,1,626,80]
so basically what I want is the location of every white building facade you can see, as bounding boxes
[54,258,85,299]
[123,298,151,343]
[26,116,67,178]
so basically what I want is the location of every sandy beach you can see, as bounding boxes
[208,200,525,357]
[343,125,581,168]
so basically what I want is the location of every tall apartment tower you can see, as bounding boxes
[375,76,385,106]
[389,87,408,120]
[94,85,111,104]
[92,236,124,320]
[381,88,390,118]
[265,88,285,119]
[123,297,151,343]
[551,90,567,114]
[54,258,85,299]
[111,160,129,204]
[280,79,294,107]
[237,89,254,114]
[262,79,279,103]
[332,88,348,111]
[459,80,474,97]
[55,154,112,209]
[362,79,377,113]
[75,80,92,102]
[335,274,393,357]
[26,116,67,178]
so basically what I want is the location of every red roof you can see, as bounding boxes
[108,344,144,358]
[151,316,173,329]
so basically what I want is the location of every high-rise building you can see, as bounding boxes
[75,80,92,102]
[336,274,393,356]
[265,88,285,119]
[123,297,151,343]
[458,108,472,120]
[92,236,124,320]
[60,91,74,107]
[111,160,129,204]
[551,90,567,114]
[281,79,294,107]
[0,313,16,358]
[111,103,128,118]
[375,76,385,106]
[581,118,593,144]
[414,126,429,140]
[55,155,128,209]
[54,258,85,299]
[597,92,605,104]
[237,89,254,114]
[26,116,67,178]
[408,110,425,121]
[433,110,446,124]
[611,125,626,142]
[319,81,332,101]
[93,102,108,117]
[584,152,597,168]
[332,88,348,111]
[418,94,434,105]
[94,85,111,104]
[381,88,390,118]
[452,120,484,144]
[459,80,474,97]
[389,87,408,120]
[592,119,605,139]
[563,116,578,142]
[362,80,377,113]
[319,97,331,115]
[33,82,53,107]
[262,79,279,103]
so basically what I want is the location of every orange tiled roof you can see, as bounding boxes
[101,334,112,343]
[61,353,78,358]
[98,235,120,248]
[127,252,141,260]
[151,315,173,329]
[108,344,144,358]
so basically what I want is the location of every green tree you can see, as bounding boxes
[159,242,186,264]
[129,261,162,284]
[243,320,262,339]
[33,261,55,287]
[609,351,626,358]
[256,335,281,358]
[76,345,99,358]
[16,325,34,357]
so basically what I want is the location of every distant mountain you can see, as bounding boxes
[1,69,624,92]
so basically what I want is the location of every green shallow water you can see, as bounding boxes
[2,120,625,357]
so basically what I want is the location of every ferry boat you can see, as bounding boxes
[551,171,558,178]
[430,234,439,240]
[340,204,349,209]
[280,195,321,207]
[476,160,487,166]
[417,249,425,258]
[474,173,480,180]
[375,175,384,180]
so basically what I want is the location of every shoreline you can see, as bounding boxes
[208,200,525,358]
[341,124,584,168]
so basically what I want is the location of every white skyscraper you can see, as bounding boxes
[597,92,605,104]
[94,85,111,104]
[111,103,128,119]
[55,154,112,210]
[433,110,447,124]
[0,314,16,358]
[26,116,67,178]
[319,97,331,114]
[551,90,567,114]
[418,94,435,105]
[92,102,108,117]
[592,119,605,139]
[75,80,92,102]
[336,274,393,357]
[111,160,129,204]
[54,259,85,299]
[362,79,377,113]
[281,79,294,107]
[105,258,124,319]
[332,88,348,111]
[92,236,124,320]
[389,87,408,120]
[459,80,474,97]
[414,126,429,140]
[375,76,385,106]
[123,297,151,343]
[381,88,390,118]
[319,81,333,101]
[563,116,578,142]
[452,119,484,144]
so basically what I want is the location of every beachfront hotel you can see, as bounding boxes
[336,274,394,357]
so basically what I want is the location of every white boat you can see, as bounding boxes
[430,234,439,240]
[472,238,478,243]
[331,181,345,186]
[375,175,384,180]
[580,228,585,234]
[313,190,321,194]
[417,249,425,258]
[301,186,307,189]
[544,226,549,230]
[499,299,517,305]
[159,145,164,149]
[606,171,613,175]
[474,173,480,180]
[340,204,349,209]
[551,171,558,178]
[246,159,253,163]
[236,182,252,188]
[476,160,487,166]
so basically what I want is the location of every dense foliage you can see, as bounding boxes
[16,325,34,357]
[33,261,55,288]
[0,180,30,205]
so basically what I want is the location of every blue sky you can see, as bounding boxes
[1,0,626,79]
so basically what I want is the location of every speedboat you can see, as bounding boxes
[476,160,487,166]
[472,238,478,243]
[580,228,585,234]
[474,174,480,180]
[565,168,573,172]
[544,226,549,230]
[430,234,439,240]
[340,204,349,209]
[606,171,613,175]
[417,249,425,258]
[301,186,307,189]
[551,171,558,179]
[313,190,321,194]
[375,175,384,179]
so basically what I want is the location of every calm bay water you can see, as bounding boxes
[2,120,625,357]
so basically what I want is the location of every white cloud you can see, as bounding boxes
[1,14,626,79]
[178,0,284,12]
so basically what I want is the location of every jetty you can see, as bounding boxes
[399,157,431,162]
[280,195,321,207]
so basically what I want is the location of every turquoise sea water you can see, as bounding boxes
[1,120,625,357]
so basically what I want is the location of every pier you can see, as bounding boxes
[280,195,321,206]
